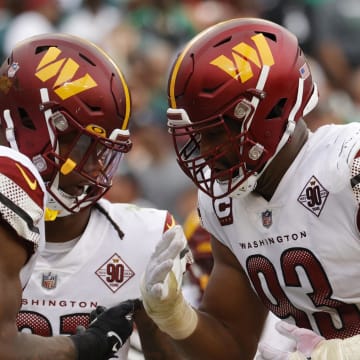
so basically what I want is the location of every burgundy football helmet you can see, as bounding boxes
[167,18,318,199]
[0,34,132,217]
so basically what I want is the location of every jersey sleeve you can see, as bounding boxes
[0,147,45,253]
[162,211,177,233]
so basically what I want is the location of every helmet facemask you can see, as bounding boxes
[43,110,132,217]
[167,96,271,199]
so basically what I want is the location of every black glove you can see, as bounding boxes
[70,299,136,360]
[75,306,107,335]
[89,305,107,323]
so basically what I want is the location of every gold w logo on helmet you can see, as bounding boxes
[35,47,97,100]
[210,33,275,83]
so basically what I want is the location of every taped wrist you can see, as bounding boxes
[289,335,360,360]
[70,328,113,360]
[312,335,360,360]
[142,272,198,340]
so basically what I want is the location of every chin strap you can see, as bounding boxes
[3,109,19,151]
[44,184,80,220]
[44,207,60,221]
[40,88,57,151]
[256,77,304,176]
[229,76,311,199]
[45,191,83,220]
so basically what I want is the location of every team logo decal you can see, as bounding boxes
[261,209,272,228]
[297,176,329,217]
[210,33,275,84]
[35,46,97,100]
[95,253,135,293]
[42,272,57,289]
[15,163,37,190]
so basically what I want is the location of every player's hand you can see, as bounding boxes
[140,224,197,340]
[256,321,360,360]
[75,306,107,335]
[257,321,324,359]
[142,224,193,301]
[71,300,136,360]
[89,305,107,322]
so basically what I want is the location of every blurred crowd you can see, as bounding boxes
[1,0,360,221]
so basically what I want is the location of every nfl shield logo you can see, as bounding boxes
[261,210,272,228]
[42,272,57,289]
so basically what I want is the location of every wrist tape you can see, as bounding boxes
[290,335,360,360]
[142,272,198,340]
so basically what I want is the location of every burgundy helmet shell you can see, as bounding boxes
[167,18,318,199]
[0,33,132,215]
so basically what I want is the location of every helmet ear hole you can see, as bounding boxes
[35,45,52,54]
[256,31,277,42]
[79,53,96,66]
[213,36,232,47]
[266,98,286,120]
[18,108,36,130]
[83,102,101,113]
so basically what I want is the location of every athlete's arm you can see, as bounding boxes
[1,224,135,359]
[134,304,186,360]
[177,235,268,359]
[141,228,268,360]
[0,221,77,359]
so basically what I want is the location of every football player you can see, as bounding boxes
[0,33,180,359]
[0,145,133,359]
[183,209,294,359]
[140,18,360,359]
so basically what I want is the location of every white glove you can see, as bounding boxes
[257,321,360,360]
[143,224,192,299]
[257,321,323,359]
[140,224,198,339]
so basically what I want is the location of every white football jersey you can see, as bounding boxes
[17,198,170,359]
[198,123,360,340]
[0,146,46,288]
